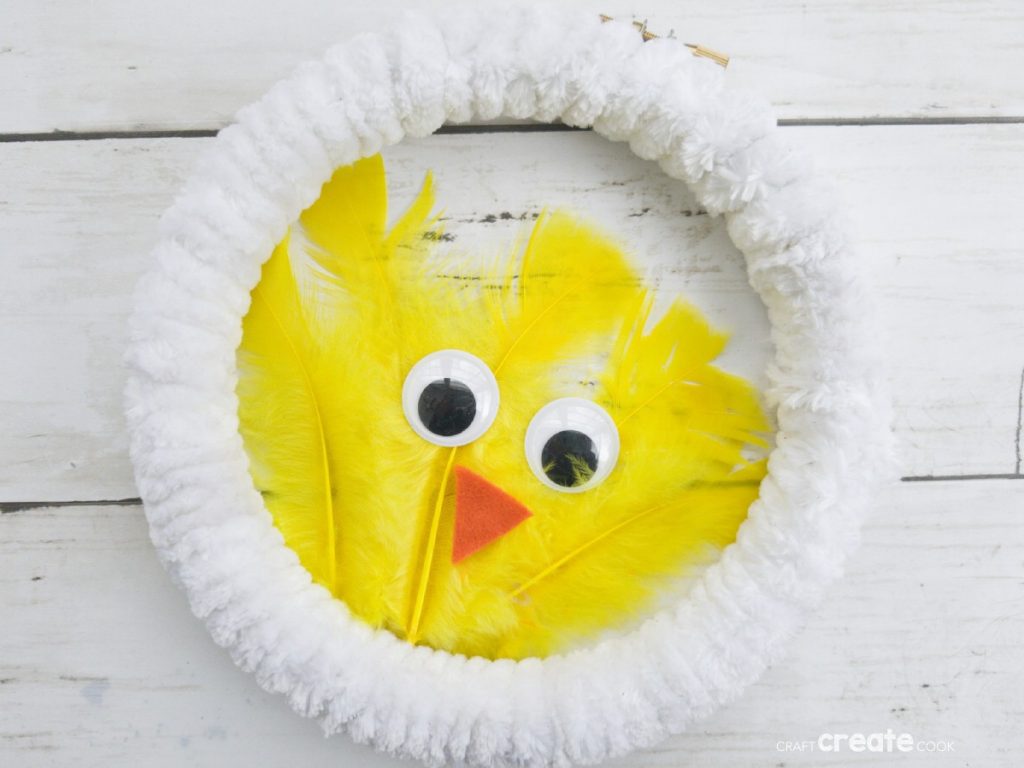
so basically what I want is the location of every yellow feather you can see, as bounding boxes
[236,238,336,590]
[301,157,458,632]
[490,210,637,374]
[237,154,770,660]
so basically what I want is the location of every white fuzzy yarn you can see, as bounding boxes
[124,7,890,767]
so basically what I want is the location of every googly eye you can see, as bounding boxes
[525,398,620,492]
[402,350,499,447]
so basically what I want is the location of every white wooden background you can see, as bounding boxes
[2,2,1023,766]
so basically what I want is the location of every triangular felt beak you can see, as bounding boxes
[452,466,532,564]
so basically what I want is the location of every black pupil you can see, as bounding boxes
[417,378,476,437]
[541,430,598,488]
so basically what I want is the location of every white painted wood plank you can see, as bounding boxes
[2,0,1023,134]
[2,126,1022,501]
[2,480,1020,766]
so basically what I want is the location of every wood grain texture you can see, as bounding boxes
[2,0,1023,135]
[1,480,1019,767]
[3,6,1023,757]
[2,126,1023,502]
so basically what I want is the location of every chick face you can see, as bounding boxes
[237,155,769,660]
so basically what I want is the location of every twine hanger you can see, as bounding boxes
[599,14,730,68]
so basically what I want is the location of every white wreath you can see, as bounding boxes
[125,6,890,767]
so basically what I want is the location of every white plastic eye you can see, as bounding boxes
[402,350,500,447]
[525,398,620,493]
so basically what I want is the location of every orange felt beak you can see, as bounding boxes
[451,466,532,564]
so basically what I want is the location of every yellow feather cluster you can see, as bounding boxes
[237,155,769,660]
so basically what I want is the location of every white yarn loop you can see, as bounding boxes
[125,8,889,767]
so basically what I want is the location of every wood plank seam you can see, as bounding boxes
[901,473,1024,482]
[904,365,1023,482]
[1016,365,1024,474]
[4,472,1023,516]
[0,498,142,514]
[4,116,1024,144]
[0,124,581,144]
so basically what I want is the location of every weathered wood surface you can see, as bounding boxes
[2,126,1023,503]
[2,481,1020,766]
[2,2,1023,765]
[2,0,1023,135]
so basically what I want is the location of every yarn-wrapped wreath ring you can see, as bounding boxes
[125,7,889,767]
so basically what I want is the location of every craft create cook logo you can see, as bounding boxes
[776,729,956,754]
